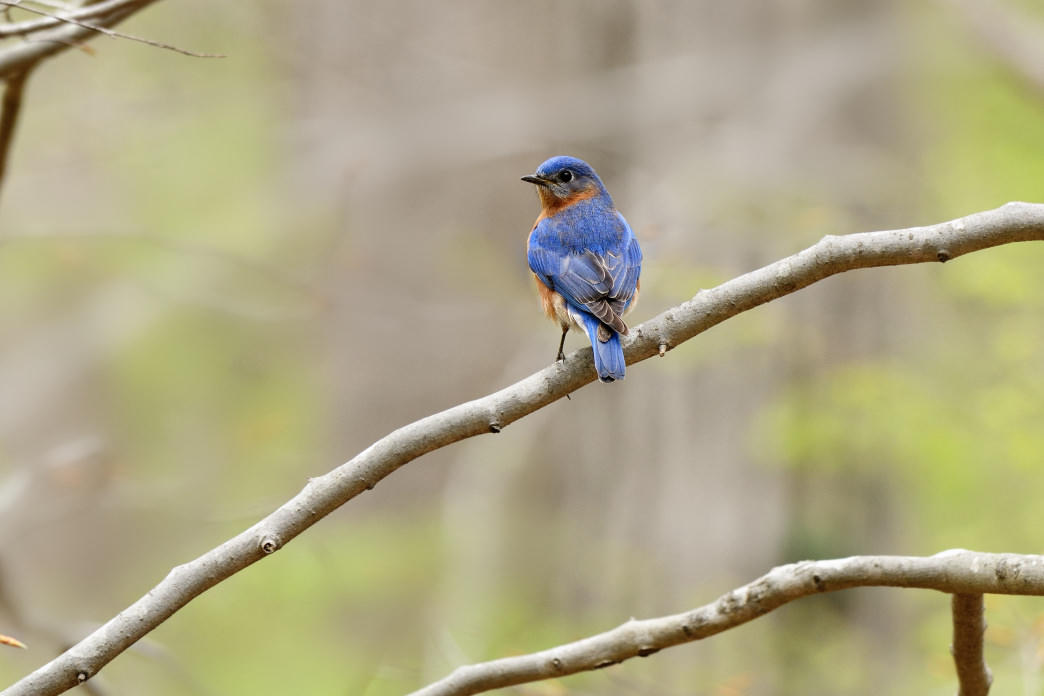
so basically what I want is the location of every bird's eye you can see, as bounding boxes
[558,170,573,183]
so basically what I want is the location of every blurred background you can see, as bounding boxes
[1,1,1043,694]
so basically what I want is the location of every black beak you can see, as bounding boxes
[521,175,549,187]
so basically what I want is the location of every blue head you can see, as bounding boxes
[522,156,612,210]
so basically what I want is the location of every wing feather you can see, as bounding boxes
[527,212,642,337]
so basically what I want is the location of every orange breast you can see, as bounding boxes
[533,275,573,329]
[535,184,600,222]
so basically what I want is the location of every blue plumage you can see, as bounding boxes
[580,313,626,381]
[523,156,642,382]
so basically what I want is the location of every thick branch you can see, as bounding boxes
[3,202,1044,695]
[412,550,1034,696]
[952,593,992,696]
[0,0,159,80]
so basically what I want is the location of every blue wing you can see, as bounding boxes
[527,211,641,334]
[608,212,642,315]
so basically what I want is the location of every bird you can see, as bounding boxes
[523,156,642,382]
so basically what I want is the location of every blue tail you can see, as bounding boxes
[580,314,625,382]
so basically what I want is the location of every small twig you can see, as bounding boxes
[0,1,223,58]
[0,0,140,38]
[17,1,80,9]
[0,0,159,79]
[952,593,992,696]
[0,69,27,207]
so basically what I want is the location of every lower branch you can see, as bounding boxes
[411,550,1039,696]
[952,593,992,696]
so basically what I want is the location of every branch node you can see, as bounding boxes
[549,657,564,673]
[76,671,89,682]
[488,421,502,434]
[994,559,1010,581]
[258,534,283,555]
[657,342,667,357]
[937,249,951,263]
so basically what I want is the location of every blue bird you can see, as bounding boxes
[523,156,642,382]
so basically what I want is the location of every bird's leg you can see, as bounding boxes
[555,326,572,400]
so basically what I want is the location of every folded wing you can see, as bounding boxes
[528,213,642,338]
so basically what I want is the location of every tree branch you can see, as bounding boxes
[0,0,216,204]
[0,1,223,58]
[411,550,1030,696]
[3,202,1044,695]
[0,69,27,204]
[952,593,992,696]
[0,0,152,38]
[0,0,159,80]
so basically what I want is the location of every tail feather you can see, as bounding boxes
[580,314,625,382]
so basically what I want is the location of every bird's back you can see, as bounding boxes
[531,196,629,255]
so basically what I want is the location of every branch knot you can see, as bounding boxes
[259,534,283,555]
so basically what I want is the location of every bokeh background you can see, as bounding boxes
[2,1,1044,694]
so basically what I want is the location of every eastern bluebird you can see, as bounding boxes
[523,156,642,382]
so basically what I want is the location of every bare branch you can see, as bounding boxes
[412,551,1028,696]
[0,69,27,204]
[0,0,222,58]
[0,0,157,79]
[952,593,993,696]
[0,0,149,38]
[0,0,213,204]
[3,203,1044,696]
[13,1,81,11]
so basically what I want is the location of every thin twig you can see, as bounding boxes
[0,0,142,38]
[952,593,992,696]
[15,1,80,10]
[0,0,154,79]
[0,69,27,207]
[0,1,223,57]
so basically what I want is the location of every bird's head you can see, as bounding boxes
[522,156,609,208]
